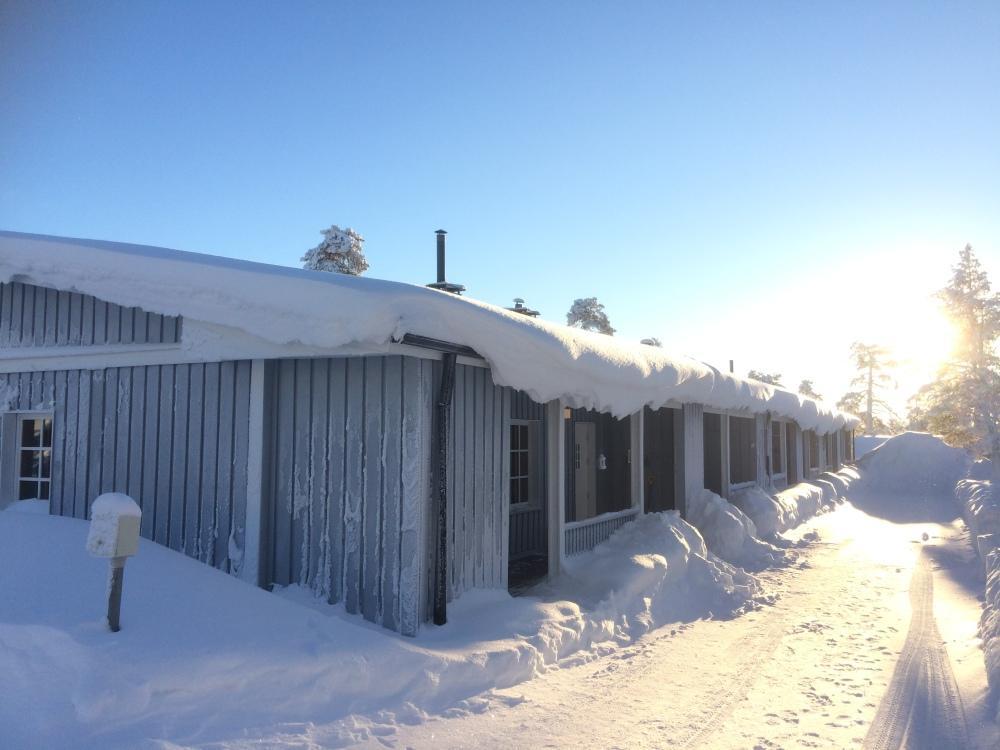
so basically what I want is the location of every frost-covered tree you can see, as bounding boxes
[909,245,1000,477]
[798,380,822,400]
[747,370,783,386]
[301,225,369,276]
[838,342,898,435]
[566,297,615,335]
[641,337,662,347]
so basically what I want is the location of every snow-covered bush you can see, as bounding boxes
[984,549,1000,721]
[301,225,369,276]
[955,475,999,718]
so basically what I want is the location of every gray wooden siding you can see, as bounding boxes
[0,281,181,347]
[264,355,431,635]
[0,363,252,571]
[444,364,510,601]
[509,506,546,557]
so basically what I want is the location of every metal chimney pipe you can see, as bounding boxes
[427,229,466,295]
[436,229,447,284]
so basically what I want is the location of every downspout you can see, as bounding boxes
[433,352,457,626]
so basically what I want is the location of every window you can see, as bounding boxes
[806,430,819,470]
[771,421,784,476]
[729,416,756,485]
[510,421,532,505]
[17,416,53,500]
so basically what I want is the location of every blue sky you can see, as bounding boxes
[2,1,998,408]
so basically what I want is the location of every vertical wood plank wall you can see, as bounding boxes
[264,355,432,635]
[0,281,181,347]
[0,363,252,571]
[444,364,510,601]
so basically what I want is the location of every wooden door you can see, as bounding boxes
[643,407,675,512]
[574,422,596,520]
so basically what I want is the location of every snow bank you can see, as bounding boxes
[854,434,890,459]
[985,548,1000,722]
[0,507,762,749]
[855,432,970,495]
[955,476,1000,716]
[0,231,858,430]
[685,489,783,569]
[729,473,856,539]
[548,511,762,629]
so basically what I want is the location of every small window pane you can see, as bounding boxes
[18,481,38,500]
[41,449,51,478]
[42,419,53,448]
[20,450,40,480]
[21,419,41,448]
[39,481,50,500]
[519,477,529,503]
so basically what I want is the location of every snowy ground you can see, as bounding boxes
[2,439,997,749]
[377,494,998,750]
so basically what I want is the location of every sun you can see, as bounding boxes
[876,300,958,401]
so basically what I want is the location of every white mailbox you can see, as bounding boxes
[87,493,142,558]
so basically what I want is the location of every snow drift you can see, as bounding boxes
[0,506,762,749]
[855,432,970,495]
[956,476,1000,717]
[685,488,783,569]
[0,231,858,429]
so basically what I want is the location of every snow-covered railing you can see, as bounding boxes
[564,507,640,556]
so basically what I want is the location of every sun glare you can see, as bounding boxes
[875,300,957,402]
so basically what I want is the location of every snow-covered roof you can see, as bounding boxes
[0,231,859,433]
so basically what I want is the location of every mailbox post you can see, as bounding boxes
[86,493,141,632]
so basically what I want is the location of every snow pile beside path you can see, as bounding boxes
[856,432,969,495]
[0,232,858,429]
[729,472,857,539]
[854,434,891,459]
[957,479,1000,563]
[985,549,1000,720]
[685,489,783,569]
[540,511,762,635]
[955,476,1000,716]
[730,486,794,538]
[0,507,762,749]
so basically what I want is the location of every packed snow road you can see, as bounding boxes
[371,493,997,750]
[863,551,968,750]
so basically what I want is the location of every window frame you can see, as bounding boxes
[12,412,55,502]
[728,414,757,488]
[805,429,820,470]
[509,419,537,509]
[770,419,786,480]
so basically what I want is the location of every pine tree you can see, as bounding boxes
[301,225,369,276]
[566,297,615,335]
[839,342,898,435]
[910,245,1000,477]
[747,370,783,386]
[798,380,822,400]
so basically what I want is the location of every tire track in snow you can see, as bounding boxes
[863,550,970,750]
[673,599,797,749]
